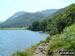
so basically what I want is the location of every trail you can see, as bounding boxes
[33,42,50,56]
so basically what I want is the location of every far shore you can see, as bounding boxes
[0,27,27,30]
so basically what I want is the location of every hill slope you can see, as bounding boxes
[1,13,46,28]
[37,9,58,15]
[6,11,28,22]
[0,9,58,28]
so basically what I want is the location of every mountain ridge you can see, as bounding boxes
[0,9,58,28]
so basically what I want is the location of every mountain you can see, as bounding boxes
[37,9,58,14]
[5,11,28,22]
[0,9,58,28]
[0,13,46,28]
[37,9,59,19]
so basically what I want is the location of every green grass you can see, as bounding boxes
[11,51,28,56]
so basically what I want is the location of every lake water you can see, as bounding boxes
[0,30,49,56]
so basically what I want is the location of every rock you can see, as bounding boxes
[33,43,50,56]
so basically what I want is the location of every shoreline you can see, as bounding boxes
[0,27,27,30]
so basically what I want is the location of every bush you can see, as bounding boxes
[48,24,75,56]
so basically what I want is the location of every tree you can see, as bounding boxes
[39,19,48,31]
[28,21,40,31]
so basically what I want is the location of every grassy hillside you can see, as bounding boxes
[0,9,58,28]
[47,23,75,56]
[0,13,46,28]
[37,9,58,16]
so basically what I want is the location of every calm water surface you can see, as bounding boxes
[0,30,49,56]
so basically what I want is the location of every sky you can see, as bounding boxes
[0,0,75,21]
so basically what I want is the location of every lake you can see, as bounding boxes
[0,30,49,56]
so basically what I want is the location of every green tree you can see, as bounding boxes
[30,21,40,31]
[39,19,48,31]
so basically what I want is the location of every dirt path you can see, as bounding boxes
[33,42,50,56]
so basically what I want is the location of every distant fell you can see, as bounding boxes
[0,9,58,28]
